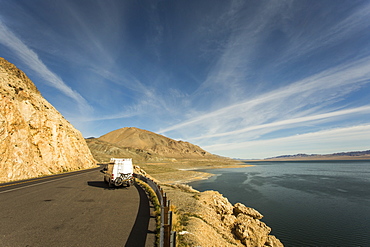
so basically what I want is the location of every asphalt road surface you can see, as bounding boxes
[0,167,155,247]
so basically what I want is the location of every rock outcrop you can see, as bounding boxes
[163,185,283,246]
[0,57,96,183]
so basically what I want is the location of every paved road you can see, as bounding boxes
[0,168,155,247]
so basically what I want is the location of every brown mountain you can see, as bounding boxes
[0,57,96,183]
[93,127,215,160]
[85,137,161,163]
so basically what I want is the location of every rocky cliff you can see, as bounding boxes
[162,184,283,247]
[0,57,96,183]
[98,127,215,159]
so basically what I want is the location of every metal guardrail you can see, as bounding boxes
[134,174,176,247]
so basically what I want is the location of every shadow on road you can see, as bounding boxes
[87,181,130,190]
[86,180,153,245]
[87,181,107,188]
[125,183,152,247]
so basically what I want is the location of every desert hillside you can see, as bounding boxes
[98,127,215,159]
[0,57,96,183]
[85,137,163,163]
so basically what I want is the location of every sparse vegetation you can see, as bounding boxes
[170,183,198,193]
[135,178,161,246]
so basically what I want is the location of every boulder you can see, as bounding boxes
[233,202,264,219]
[233,213,271,246]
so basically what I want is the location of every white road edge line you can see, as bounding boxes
[0,169,98,194]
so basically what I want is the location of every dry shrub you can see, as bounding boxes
[171,183,198,193]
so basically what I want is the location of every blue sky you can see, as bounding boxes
[1,0,370,159]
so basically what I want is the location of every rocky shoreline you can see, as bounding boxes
[161,183,283,247]
[136,165,284,246]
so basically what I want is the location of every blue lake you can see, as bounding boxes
[188,160,370,247]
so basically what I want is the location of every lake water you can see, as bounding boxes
[188,161,370,247]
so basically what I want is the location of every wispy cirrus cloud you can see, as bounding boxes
[190,0,370,105]
[0,20,92,113]
[204,124,370,159]
[1,1,369,157]
[192,1,290,102]
[275,2,370,67]
[159,55,370,136]
[190,105,370,140]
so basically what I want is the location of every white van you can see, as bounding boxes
[101,158,134,187]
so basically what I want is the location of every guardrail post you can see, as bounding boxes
[170,231,176,247]
[168,210,173,230]
[160,225,164,247]
[163,192,167,206]
[164,224,171,247]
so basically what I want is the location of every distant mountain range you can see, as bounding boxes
[265,150,370,160]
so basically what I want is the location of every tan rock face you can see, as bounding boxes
[163,186,284,247]
[234,202,264,219]
[197,191,283,247]
[0,57,96,183]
